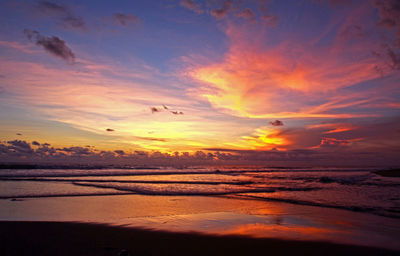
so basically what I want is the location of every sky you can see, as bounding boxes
[0,0,399,166]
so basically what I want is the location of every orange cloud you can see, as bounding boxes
[227,127,290,151]
[188,23,384,119]
[317,137,363,148]
[307,123,357,134]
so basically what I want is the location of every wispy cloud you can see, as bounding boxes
[35,1,86,30]
[186,22,387,119]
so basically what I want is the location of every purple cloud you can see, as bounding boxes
[180,0,203,14]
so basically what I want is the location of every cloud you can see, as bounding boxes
[180,0,203,14]
[59,146,93,156]
[187,23,383,119]
[150,107,161,113]
[373,0,400,69]
[6,140,34,154]
[16,133,22,136]
[258,2,278,26]
[238,127,289,150]
[0,138,398,167]
[237,8,256,20]
[0,40,37,54]
[114,150,125,155]
[373,0,400,30]
[113,13,141,27]
[135,136,168,142]
[386,47,400,69]
[261,15,278,26]
[106,128,115,132]
[270,120,284,126]
[150,105,184,115]
[35,1,86,30]
[308,123,356,134]
[24,29,75,63]
[211,0,233,19]
[318,137,362,149]
[32,141,40,146]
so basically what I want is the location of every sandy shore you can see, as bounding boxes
[0,221,398,256]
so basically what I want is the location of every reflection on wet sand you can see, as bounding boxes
[0,194,399,250]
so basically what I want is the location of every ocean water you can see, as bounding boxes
[0,166,399,219]
[1,166,400,250]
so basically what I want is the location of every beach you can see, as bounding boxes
[1,221,399,256]
[1,167,399,254]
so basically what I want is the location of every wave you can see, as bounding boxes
[0,177,255,186]
[0,191,132,199]
[71,182,319,196]
[0,168,375,178]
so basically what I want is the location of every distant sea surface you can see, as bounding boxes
[1,166,399,219]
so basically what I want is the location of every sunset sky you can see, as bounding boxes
[0,0,399,165]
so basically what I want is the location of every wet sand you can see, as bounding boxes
[0,221,398,256]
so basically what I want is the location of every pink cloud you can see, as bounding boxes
[186,22,385,119]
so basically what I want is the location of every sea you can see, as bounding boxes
[0,166,399,250]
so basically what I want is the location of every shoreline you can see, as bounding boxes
[1,221,398,256]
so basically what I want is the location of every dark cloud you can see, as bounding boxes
[150,106,183,115]
[270,120,284,126]
[135,136,168,142]
[113,13,141,27]
[373,0,400,69]
[374,0,400,31]
[0,138,398,167]
[36,1,86,30]
[59,146,92,156]
[211,0,233,19]
[6,140,34,154]
[114,150,125,155]
[237,8,256,20]
[386,47,400,69]
[32,141,40,146]
[150,107,161,113]
[24,29,75,63]
[180,0,203,14]
[7,140,31,149]
[106,128,115,132]
[16,133,22,136]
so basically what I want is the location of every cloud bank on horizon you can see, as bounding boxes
[0,0,399,166]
